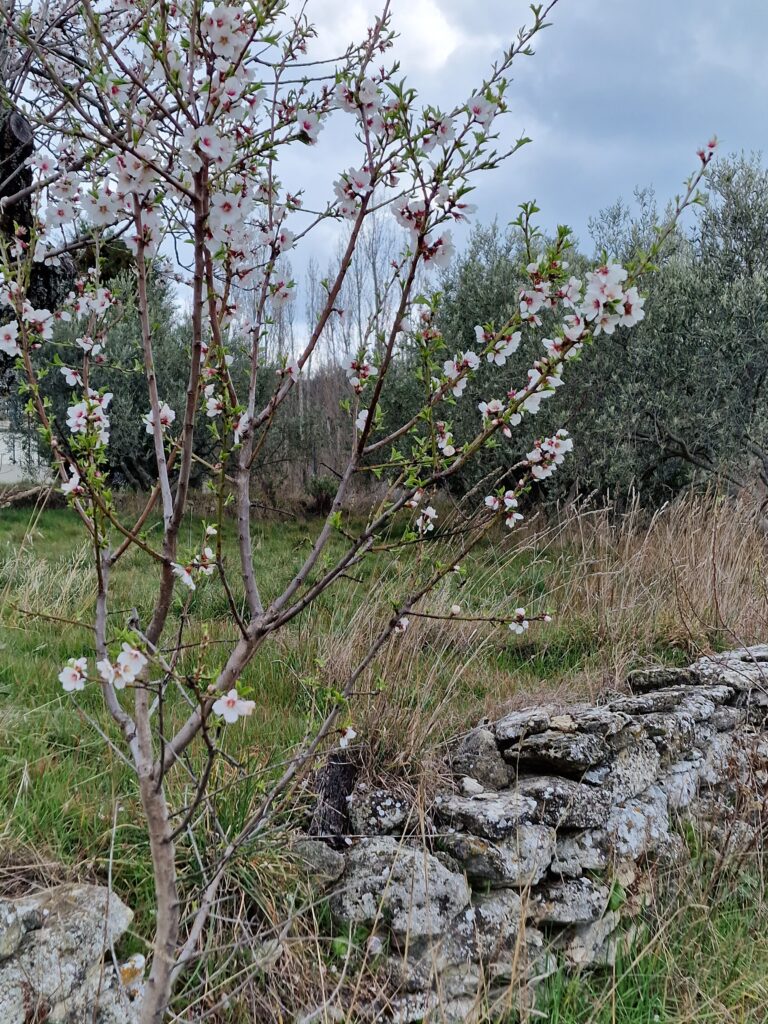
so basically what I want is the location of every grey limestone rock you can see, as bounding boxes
[552,784,670,877]
[439,825,556,888]
[0,884,137,1024]
[560,910,623,967]
[292,837,346,883]
[435,790,537,840]
[493,708,552,744]
[515,776,612,829]
[532,878,611,926]
[452,728,511,790]
[330,837,471,940]
[504,729,610,773]
[348,784,409,836]
[581,738,661,803]
[627,666,699,693]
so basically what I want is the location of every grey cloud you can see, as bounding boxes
[284,0,767,278]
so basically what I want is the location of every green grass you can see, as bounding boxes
[537,850,768,1024]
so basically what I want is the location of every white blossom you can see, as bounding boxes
[212,688,255,723]
[59,657,88,691]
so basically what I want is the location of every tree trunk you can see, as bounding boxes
[138,774,179,1024]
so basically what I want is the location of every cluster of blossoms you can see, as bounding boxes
[443,350,480,397]
[420,229,455,269]
[97,643,148,690]
[336,76,386,136]
[477,325,521,366]
[0,279,60,354]
[467,94,497,130]
[526,429,574,481]
[58,642,147,692]
[192,547,216,575]
[519,256,579,326]
[509,608,529,635]
[211,687,255,723]
[172,527,218,591]
[435,421,456,457]
[519,257,645,338]
[385,94,497,266]
[509,608,552,634]
[485,490,524,529]
[334,166,373,221]
[421,114,456,152]
[392,196,428,237]
[58,656,88,692]
[66,390,113,447]
[582,262,645,336]
[391,191,456,269]
[345,355,378,393]
[201,5,249,60]
[478,398,518,437]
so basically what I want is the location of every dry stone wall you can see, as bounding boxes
[3,648,768,1023]
[317,646,768,1022]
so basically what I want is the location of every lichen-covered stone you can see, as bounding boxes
[504,729,610,773]
[0,884,136,1024]
[348,784,409,836]
[439,825,556,888]
[693,646,768,685]
[515,776,612,829]
[452,728,511,789]
[711,706,748,732]
[471,890,525,959]
[549,707,633,739]
[627,666,698,693]
[609,785,670,860]
[553,784,670,877]
[435,790,537,839]
[292,837,346,882]
[659,758,704,809]
[608,688,694,716]
[532,878,610,926]
[582,739,661,802]
[640,710,697,763]
[330,837,471,940]
[0,906,23,961]
[460,776,486,796]
[560,911,623,967]
[493,708,551,744]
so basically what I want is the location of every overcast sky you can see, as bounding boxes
[280,0,768,276]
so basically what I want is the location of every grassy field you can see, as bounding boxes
[1,493,768,1021]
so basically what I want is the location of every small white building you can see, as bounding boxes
[0,420,51,484]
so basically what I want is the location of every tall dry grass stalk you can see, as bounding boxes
[549,490,768,666]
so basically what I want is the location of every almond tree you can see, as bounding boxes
[0,0,713,1018]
